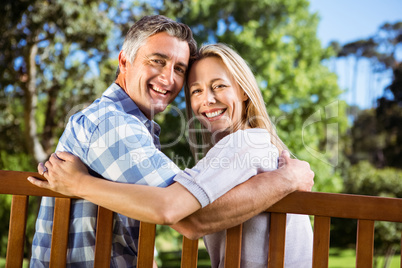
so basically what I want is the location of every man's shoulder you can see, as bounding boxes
[70,96,142,130]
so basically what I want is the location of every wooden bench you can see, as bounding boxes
[1,169,402,267]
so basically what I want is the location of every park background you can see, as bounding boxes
[0,0,401,267]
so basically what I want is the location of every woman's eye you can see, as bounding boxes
[191,89,201,95]
[213,84,226,90]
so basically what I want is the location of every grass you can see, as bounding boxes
[1,248,400,267]
[0,258,29,268]
[329,248,401,268]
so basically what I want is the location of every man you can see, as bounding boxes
[31,15,314,267]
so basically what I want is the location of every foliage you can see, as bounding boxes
[0,0,116,165]
[0,0,117,258]
[335,21,401,170]
[331,161,402,266]
[332,21,402,80]
[345,161,402,197]
[375,62,402,168]
[335,23,402,266]
[346,62,402,169]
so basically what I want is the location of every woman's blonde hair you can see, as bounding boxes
[185,43,289,158]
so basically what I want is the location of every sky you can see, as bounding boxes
[308,0,402,108]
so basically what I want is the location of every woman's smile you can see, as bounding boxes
[203,108,227,120]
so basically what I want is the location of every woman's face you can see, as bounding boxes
[187,57,248,135]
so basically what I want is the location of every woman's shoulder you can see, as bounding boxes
[223,128,270,143]
[214,128,274,151]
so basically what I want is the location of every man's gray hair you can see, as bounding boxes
[116,15,197,78]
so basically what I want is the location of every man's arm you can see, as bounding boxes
[171,151,314,239]
[86,115,180,187]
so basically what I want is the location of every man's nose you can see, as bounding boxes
[159,65,174,85]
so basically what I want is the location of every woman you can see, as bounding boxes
[29,44,313,267]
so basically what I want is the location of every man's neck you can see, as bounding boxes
[115,75,126,93]
[114,78,155,121]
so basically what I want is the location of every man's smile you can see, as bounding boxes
[150,84,168,95]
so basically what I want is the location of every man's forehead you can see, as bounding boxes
[140,32,190,62]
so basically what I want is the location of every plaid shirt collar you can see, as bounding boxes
[105,83,161,137]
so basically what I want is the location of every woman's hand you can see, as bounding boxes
[27,151,90,197]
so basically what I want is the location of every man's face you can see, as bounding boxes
[119,32,190,119]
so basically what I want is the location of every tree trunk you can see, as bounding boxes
[383,245,395,268]
[23,38,48,163]
[42,84,59,153]
[352,56,360,115]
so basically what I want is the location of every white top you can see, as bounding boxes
[174,128,279,207]
[204,213,313,268]
[176,128,313,267]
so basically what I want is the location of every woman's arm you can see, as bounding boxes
[28,152,201,225]
[171,150,314,239]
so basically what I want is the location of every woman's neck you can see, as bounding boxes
[210,121,251,144]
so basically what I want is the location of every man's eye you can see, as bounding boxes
[152,59,163,64]
[175,67,185,74]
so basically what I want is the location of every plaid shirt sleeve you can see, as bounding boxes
[86,114,180,186]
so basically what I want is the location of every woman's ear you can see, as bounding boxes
[242,91,249,101]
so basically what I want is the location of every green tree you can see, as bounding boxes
[0,0,116,168]
[332,161,402,268]
[376,62,402,168]
[347,62,401,169]
[334,21,402,113]
[334,23,401,266]
[0,0,118,259]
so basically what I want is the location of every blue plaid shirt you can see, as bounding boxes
[31,83,181,267]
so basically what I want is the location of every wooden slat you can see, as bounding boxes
[355,219,374,268]
[137,222,156,268]
[224,224,243,268]
[2,171,402,222]
[6,195,29,268]
[267,191,402,223]
[268,213,287,268]
[312,216,331,268]
[50,198,71,267]
[94,206,114,267]
[0,170,67,197]
[181,237,198,268]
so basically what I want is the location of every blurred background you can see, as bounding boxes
[1,0,401,267]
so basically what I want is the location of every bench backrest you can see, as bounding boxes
[1,170,402,268]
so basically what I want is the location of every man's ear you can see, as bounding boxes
[118,51,127,73]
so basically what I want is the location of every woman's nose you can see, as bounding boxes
[202,90,216,106]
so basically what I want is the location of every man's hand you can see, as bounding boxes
[27,152,89,197]
[277,150,314,192]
